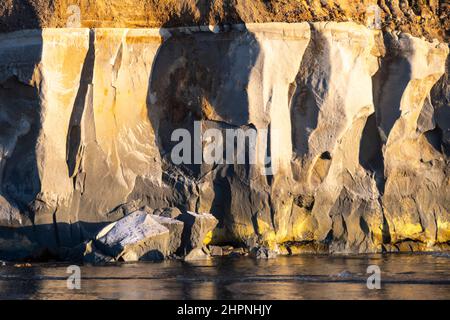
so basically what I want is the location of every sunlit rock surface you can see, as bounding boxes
[95,211,170,262]
[0,22,448,259]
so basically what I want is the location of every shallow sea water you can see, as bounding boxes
[0,253,449,300]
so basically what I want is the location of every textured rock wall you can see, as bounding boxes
[0,20,448,258]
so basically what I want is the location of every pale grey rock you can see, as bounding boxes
[96,211,170,262]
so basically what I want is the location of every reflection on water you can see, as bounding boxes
[0,253,449,300]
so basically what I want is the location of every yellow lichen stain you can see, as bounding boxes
[270,198,296,243]
[276,203,316,243]
[437,219,450,243]
[227,221,256,241]
[278,244,290,255]
[255,218,278,249]
[371,224,384,245]
[290,218,315,241]
[390,218,424,242]
[256,218,271,234]
[398,222,423,236]
[203,231,213,245]
[265,232,278,250]
[209,227,228,244]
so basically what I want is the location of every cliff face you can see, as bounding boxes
[0,1,449,259]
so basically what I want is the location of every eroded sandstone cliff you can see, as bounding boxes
[0,1,449,260]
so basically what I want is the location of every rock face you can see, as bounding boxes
[151,215,184,255]
[177,211,219,252]
[0,17,448,259]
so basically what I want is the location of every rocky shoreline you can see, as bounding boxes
[1,207,449,264]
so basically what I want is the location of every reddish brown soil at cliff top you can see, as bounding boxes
[0,1,448,42]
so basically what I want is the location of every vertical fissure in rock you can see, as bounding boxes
[66,29,95,179]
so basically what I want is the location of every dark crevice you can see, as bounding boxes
[424,125,445,154]
[66,29,95,178]
[290,24,328,157]
[372,33,412,141]
[320,151,331,160]
[359,113,385,193]
[430,52,449,156]
[52,207,60,247]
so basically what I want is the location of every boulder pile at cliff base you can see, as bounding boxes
[72,208,219,263]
